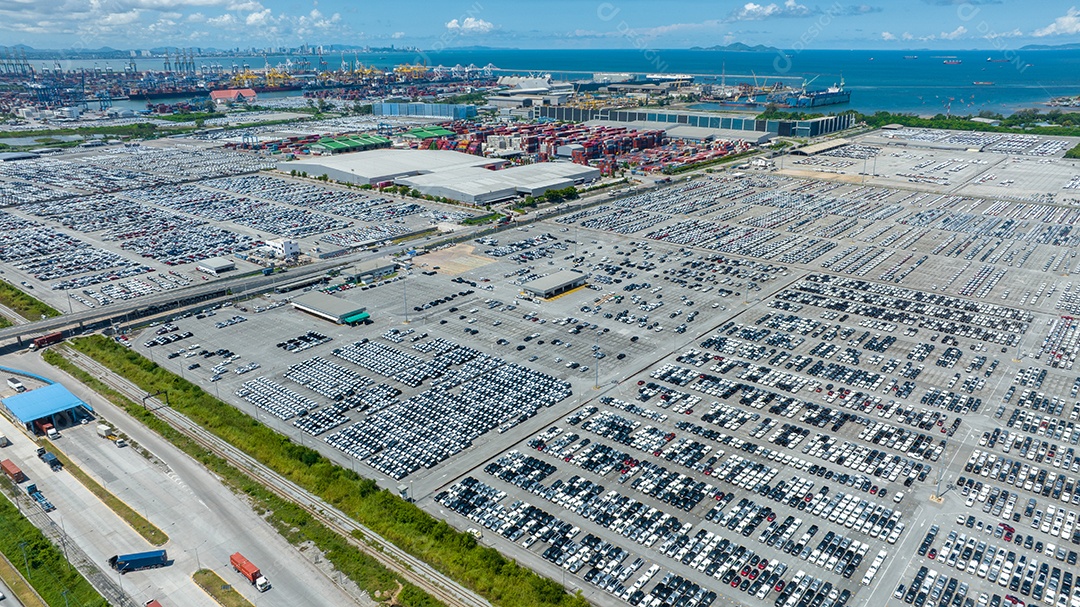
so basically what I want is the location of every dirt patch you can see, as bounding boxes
[417,244,495,276]
[778,168,866,184]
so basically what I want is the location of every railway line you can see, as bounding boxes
[59,346,491,607]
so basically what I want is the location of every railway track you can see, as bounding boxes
[60,347,491,607]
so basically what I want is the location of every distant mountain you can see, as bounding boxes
[691,43,779,52]
[1020,42,1080,50]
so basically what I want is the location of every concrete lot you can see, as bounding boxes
[1,352,369,607]
[7,128,1080,607]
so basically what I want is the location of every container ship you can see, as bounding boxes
[769,80,851,108]
[944,59,962,65]
[706,78,851,109]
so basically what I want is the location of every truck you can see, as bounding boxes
[145,601,163,607]
[108,550,168,574]
[6,377,25,392]
[37,447,62,471]
[1,459,26,483]
[29,331,64,350]
[230,552,271,592]
[97,424,112,439]
[26,484,55,512]
[34,419,59,440]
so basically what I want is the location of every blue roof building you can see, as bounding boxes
[2,383,93,431]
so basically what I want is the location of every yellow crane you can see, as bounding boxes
[265,69,291,87]
[231,70,257,87]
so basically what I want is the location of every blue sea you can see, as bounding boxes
[70,48,1080,115]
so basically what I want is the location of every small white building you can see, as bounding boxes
[196,257,235,276]
[267,239,301,259]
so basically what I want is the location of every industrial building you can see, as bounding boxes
[347,258,397,283]
[309,134,391,155]
[266,239,301,259]
[291,291,370,325]
[210,89,257,105]
[2,383,94,434]
[373,102,477,120]
[790,138,852,156]
[539,107,856,139]
[522,270,588,299]
[281,149,505,186]
[397,162,600,205]
[196,257,235,276]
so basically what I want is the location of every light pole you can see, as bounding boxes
[403,273,409,324]
[18,541,30,579]
[190,539,207,570]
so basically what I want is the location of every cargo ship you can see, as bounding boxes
[973,81,994,86]
[944,59,962,65]
[767,78,851,108]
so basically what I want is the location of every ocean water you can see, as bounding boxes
[64,48,1080,115]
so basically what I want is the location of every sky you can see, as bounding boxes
[4,0,1080,51]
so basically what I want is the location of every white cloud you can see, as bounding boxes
[244,8,270,26]
[391,31,405,39]
[1035,7,1080,36]
[445,17,494,34]
[634,20,723,37]
[902,31,913,40]
[881,31,896,40]
[984,28,1022,39]
[728,0,813,21]
[939,25,967,39]
[205,13,236,26]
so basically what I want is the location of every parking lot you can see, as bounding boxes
[9,128,1080,607]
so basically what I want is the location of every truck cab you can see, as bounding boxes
[34,419,59,440]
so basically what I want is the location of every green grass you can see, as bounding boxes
[45,448,168,545]
[154,111,223,123]
[462,213,504,226]
[663,149,759,174]
[194,569,254,607]
[1066,143,1080,159]
[56,336,588,607]
[43,348,440,607]
[0,123,158,140]
[0,551,47,607]
[0,281,61,320]
[0,478,107,607]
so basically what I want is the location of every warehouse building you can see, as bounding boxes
[309,134,391,155]
[291,291,370,325]
[523,270,588,299]
[2,383,94,434]
[397,162,600,205]
[790,138,851,156]
[347,258,397,283]
[196,257,235,276]
[373,102,476,119]
[281,149,505,186]
[540,107,855,138]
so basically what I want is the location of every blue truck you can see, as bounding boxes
[26,484,55,512]
[108,550,168,574]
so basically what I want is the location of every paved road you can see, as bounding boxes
[6,350,371,607]
[0,574,26,607]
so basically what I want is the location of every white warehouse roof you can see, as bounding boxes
[397,162,601,205]
[279,149,505,185]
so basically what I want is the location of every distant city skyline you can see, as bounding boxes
[3,0,1080,51]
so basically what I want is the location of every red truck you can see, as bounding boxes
[30,331,64,351]
[1,459,26,483]
[230,552,271,592]
[34,419,59,440]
